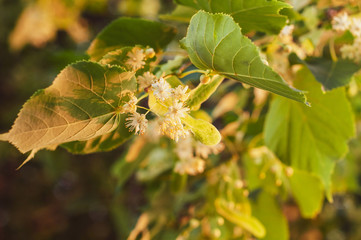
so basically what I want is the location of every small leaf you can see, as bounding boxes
[180,11,306,103]
[186,75,224,111]
[4,61,136,156]
[289,53,361,91]
[183,114,221,146]
[175,0,291,34]
[288,169,324,218]
[87,18,176,61]
[264,67,355,200]
[215,198,266,238]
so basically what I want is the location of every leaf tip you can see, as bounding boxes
[0,133,9,141]
[16,149,39,170]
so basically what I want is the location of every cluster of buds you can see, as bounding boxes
[174,137,224,175]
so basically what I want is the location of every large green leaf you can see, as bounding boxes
[289,53,361,91]
[175,0,291,34]
[288,169,324,218]
[180,11,306,103]
[252,192,289,240]
[87,18,177,61]
[264,67,355,199]
[2,61,136,157]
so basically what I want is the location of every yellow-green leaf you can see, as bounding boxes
[2,61,136,156]
[264,67,355,200]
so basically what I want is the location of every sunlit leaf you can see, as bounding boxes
[183,115,221,146]
[180,11,307,103]
[2,61,136,157]
[87,18,177,61]
[175,0,291,34]
[61,115,132,154]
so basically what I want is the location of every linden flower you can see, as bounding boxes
[166,101,190,125]
[175,137,193,160]
[279,24,294,42]
[125,47,146,70]
[121,94,138,113]
[151,77,172,101]
[350,18,361,37]
[137,72,156,91]
[159,118,189,142]
[174,157,206,175]
[195,142,225,159]
[125,112,148,135]
[172,85,190,102]
[332,12,351,31]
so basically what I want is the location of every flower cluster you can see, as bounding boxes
[173,137,224,176]
[122,47,192,142]
[332,12,361,37]
[332,12,361,62]
[341,38,361,62]
[152,77,191,142]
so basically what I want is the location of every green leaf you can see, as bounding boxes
[61,114,132,154]
[289,53,361,91]
[252,192,289,240]
[175,0,291,34]
[3,61,136,156]
[159,5,197,23]
[87,18,177,61]
[288,169,324,218]
[180,11,307,103]
[264,67,355,200]
[215,198,266,238]
[186,75,224,111]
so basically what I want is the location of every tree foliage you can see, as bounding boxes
[2,0,361,239]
